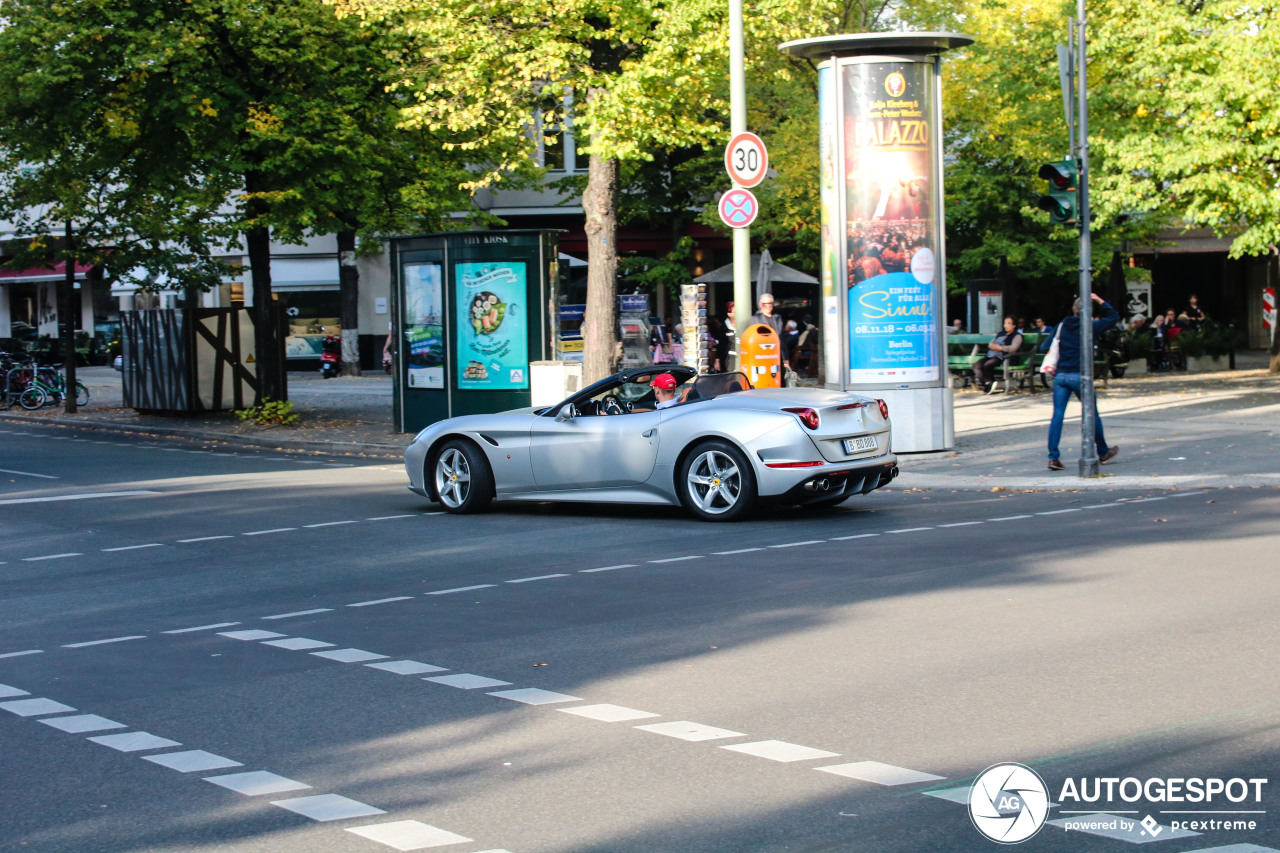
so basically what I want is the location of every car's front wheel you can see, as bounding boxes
[432,439,494,514]
[679,440,757,522]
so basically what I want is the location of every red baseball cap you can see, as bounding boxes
[650,373,677,390]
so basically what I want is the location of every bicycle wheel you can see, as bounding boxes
[75,381,89,406]
[18,386,47,410]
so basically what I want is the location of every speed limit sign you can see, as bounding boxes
[725,131,768,188]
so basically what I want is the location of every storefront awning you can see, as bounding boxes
[0,261,92,283]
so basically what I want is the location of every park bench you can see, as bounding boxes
[947,333,1044,393]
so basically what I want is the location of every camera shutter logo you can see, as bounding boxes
[968,763,1050,844]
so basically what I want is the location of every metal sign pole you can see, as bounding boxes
[1076,0,1098,477]
[729,0,751,363]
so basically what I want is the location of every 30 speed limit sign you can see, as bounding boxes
[724,131,768,188]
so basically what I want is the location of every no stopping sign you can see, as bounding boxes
[718,188,759,229]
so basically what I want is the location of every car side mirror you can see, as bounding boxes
[555,402,576,422]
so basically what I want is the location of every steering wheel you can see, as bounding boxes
[600,393,626,416]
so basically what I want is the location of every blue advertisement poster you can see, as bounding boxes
[848,271,939,382]
[842,60,941,384]
[403,263,444,389]
[455,261,529,390]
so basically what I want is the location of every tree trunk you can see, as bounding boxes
[581,101,620,385]
[244,171,283,402]
[337,228,362,376]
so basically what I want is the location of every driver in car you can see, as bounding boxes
[651,373,680,409]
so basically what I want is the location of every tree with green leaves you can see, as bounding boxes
[335,0,742,382]
[0,0,480,399]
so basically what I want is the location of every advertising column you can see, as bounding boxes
[454,261,530,390]
[782,33,973,452]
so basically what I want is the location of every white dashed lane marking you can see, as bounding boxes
[177,535,233,543]
[559,704,660,722]
[206,771,311,796]
[426,584,495,595]
[89,732,182,752]
[488,688,582,706]
[506,574,569,584]
[817,761,946,785]
[770,540,825,548]
[218,630,286,641]
[271,793,386,822]
[162,622,240,634]
[579,564,635,573]
[101,543,163,552]
[886,527,932,534]
[62,636,146,649]
[712,548,763,555]
[425,674,512,690]
[143,750,243,773]
[39,714,126,733]
[346,821,472,850]
[310,648,387,663]
[648,555,703,564]
[721,741,840,763]
[1,698,76,717]
[0,650,44,659]
[347,596,414,608]
[937,521,982,528]
[22,553,82,562]
[636,721,746,742]
[261,609,333,620]
[365,660,447,675]
[262,638,334,650]
[242,528,297,536]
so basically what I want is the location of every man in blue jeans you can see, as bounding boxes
[1047,292,1120,471]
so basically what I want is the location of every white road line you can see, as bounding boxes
[242,528,297,536]
[366,514,415,521]
[62,636,146,648]
[579,564,635,573]
[346,822,472,850]
[989,515,1033,521]
[426,584,495,595]
[770,540,825,548]
[712,548,763,555]
[722,740,841,763]
[635,721,746,742]
[830,533,879,540]
[648,556,704,564]
[162,622,241,634]
[22,553,82,562]
[1036,509,1081,515]
[886,527,932,534]
[101,543,163,552]
[1080,504,1112,510]
[271,793,385,822]
[1171,491,1206,498]
[347,596,414,607]
[177,535,233,543]
[0,650,43,659]
[0,490,159,505]
[0,468,58,479]
[937,521,983,528]
[505,574,569,583]
[817,760,945,785]
[302,521,358,528]
[261,609,333,620]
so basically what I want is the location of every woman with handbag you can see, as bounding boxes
[1045,293,1121,471]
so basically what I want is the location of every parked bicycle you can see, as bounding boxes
[1,351,88,409]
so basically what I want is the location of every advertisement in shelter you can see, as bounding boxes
[454,261,529,390]
[843,61,940,384]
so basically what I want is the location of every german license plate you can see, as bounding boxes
[844,435,878,454]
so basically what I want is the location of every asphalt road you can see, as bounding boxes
[2,421,1278,853]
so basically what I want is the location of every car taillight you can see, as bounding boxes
[876,398,889,419]
[783,407,820,430]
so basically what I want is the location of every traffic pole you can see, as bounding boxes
[729,0,751,367]
[1076,0,1097,477]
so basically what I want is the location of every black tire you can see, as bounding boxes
[431,439,495,514]
[75,381,89,406]
[678,439,758,522]
[18,386,47,410]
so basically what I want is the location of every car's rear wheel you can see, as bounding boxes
[680,440,757,522]
[432,439,494,514]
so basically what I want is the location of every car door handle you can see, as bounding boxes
[642,428,656,438]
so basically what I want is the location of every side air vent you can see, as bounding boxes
[478,434,500,447]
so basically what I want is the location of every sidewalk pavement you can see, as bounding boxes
[3,358,1277,492]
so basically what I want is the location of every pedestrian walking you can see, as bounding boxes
[1046,293,1120,471]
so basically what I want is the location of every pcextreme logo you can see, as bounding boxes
[969,763,1051,844]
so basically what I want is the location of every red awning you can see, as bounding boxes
[0,261,93,282]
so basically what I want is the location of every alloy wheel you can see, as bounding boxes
[435,447,472,509]
[686,449,742,516]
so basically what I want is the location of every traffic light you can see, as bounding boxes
[1037,158,1079,225]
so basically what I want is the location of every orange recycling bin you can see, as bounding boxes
[740,323,782,388]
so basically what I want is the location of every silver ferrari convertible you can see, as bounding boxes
[404,365,898,521]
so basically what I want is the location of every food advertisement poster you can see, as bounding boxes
[455,261,529,390]
[842,61,940,384]
[404,263,444,389]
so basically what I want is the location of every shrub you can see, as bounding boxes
[235,398,299,426]
[1174,319,1246,359]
